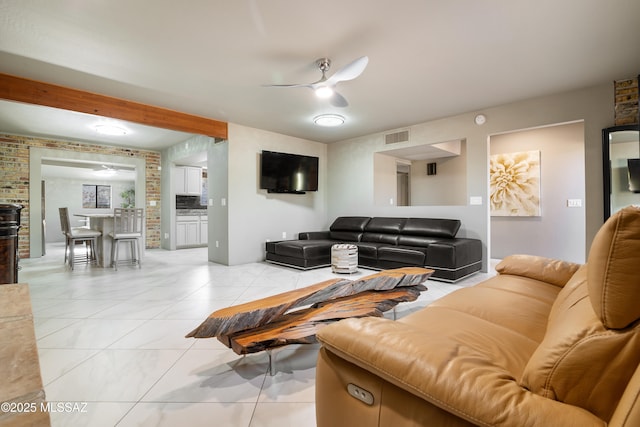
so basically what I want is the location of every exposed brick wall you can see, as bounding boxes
[614,77,639,126]
[0,134,161,259]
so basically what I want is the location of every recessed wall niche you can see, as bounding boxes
[373,140,467,206]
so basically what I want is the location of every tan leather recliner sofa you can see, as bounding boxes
[315,205,640,427]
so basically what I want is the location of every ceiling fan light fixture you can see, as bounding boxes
[94,168,118,177]
[314,114,345,127]
[314,86,334,99]
[94,124,128,136]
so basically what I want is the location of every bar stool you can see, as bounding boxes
[58,207,102,270]
[109,208,144,270]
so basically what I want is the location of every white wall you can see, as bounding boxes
[208,141,229,264]
[226,123,328,265]
[490,122,585,262]
[327,83,613,268]
[373,153,398,206]
[410,143,467,206]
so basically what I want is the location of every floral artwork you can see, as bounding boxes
[490,150,541,216]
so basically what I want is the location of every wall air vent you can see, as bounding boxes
[385,130,410,145]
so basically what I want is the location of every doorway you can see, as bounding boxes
[396,162,410,206]
[29,147,146,258]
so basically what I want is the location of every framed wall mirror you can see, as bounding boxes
[603,125,640,220]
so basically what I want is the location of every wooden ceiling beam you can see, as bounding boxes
[0,73,228,140]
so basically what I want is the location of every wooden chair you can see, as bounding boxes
[109,208,144,270]
[58,207,101,270]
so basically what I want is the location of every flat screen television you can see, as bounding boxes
[628,158,640,193]
[260,150,319,193]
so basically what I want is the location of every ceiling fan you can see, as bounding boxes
[93,164,131,176]
[266,56,369,107]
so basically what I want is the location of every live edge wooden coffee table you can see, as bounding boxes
[186,267,432,374]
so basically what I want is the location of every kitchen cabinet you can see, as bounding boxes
[175,166,202,195]
[176,214,207,247]
[200,215,208,245]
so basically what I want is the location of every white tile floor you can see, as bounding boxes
[20,243,496,427]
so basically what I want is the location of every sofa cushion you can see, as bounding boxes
[354,241,387,259]
[519,264,640,421]
[401,218,461,238]
[397,235,440,248]
[361,216,404,245]
[330,216,371,231]
[364,217,406,234]
[329,230,364,241]
[426,238,482,269]
[587,205,640,329]
[274,239,335,259]
[361,232,399,245]
[427,273,561,345]
[329,216,371,242]
[377,246,425,265]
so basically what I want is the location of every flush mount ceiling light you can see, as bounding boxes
[314,114,345,127]
[93,124,128,136]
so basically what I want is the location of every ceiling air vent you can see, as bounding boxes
[385,130,410,145]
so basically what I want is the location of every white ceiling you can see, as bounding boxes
[1,0,640,149]
[41,159,136,181]
[0,100,194,149]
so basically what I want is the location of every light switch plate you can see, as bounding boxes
[469,196,482,205]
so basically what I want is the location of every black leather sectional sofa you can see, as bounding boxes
[265,216,483,282]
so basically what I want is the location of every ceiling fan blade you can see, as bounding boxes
[325,56,369,85]
[330,92,349,108]
[263,83,311,89]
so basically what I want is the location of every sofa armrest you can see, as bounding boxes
[299,231,330,240]
[317,317,603,427]
[495,254,581,287]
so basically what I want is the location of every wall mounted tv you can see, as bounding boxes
[260,150,319,194]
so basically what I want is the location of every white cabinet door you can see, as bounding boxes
[200,219,208,245]
[176,216,200,247]
[174,167,187,195]
[185,221,199,245]
[176,221,188,246]
[186,167,202,195]
[175,167,202,195]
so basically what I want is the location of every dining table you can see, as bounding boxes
[73,213,126,268]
